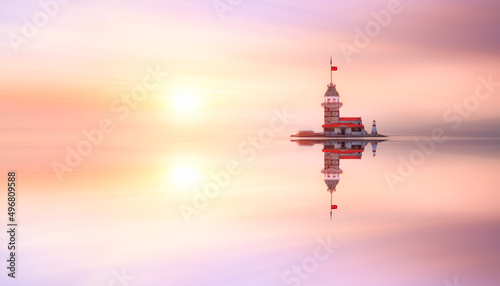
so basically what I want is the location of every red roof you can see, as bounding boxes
[322,123,364,128]
[339,155,362,159]
[340,117,361,121]
[323,149,364,154]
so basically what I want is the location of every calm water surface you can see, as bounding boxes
[2,135,500,286]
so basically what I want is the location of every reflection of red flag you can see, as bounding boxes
[331,66,338,71]
[331,205,338,209]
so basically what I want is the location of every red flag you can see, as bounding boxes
[331,66,338,71]
[331,205,338,209]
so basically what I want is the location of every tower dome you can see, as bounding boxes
[324,84,340,98]
[325,179,339,191]
[322,165,343,191]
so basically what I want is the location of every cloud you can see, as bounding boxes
[378,0,500,57]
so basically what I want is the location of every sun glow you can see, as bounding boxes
[170,164,203,190]
[169,86,201,113]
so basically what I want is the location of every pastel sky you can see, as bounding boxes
[1,0,500,136]
[1,2,500,285]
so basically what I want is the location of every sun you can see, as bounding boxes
[170,164,202,190]
[169,86,201,113]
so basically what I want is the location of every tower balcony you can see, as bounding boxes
[321,102,343,108]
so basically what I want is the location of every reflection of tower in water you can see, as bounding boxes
[291,139,384,219]
[321,141,378,219]
[322,141,364,219]
[322,146,342,220]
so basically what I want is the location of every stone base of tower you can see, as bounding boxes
[291,131,387,138]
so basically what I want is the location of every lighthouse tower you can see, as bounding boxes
[371,120,378,135]
[321,57,343,135]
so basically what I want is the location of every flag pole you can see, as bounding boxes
[330,190,333,220]
[330,55,333,85]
